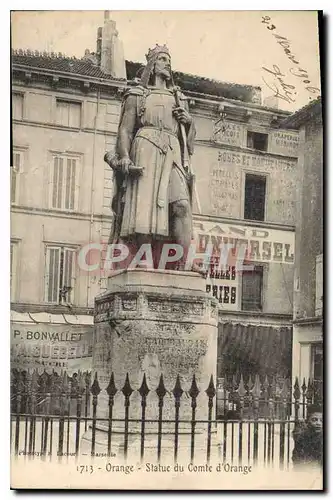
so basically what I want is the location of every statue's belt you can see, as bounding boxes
[134,126,188,209]
[135,127,179,155]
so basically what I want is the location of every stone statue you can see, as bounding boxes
[105,44,202,272]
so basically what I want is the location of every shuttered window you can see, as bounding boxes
[45,246,76,304]
[56,100,81,128]
[241,265,263,311]
[51,155,78,211]
[244,174,266,221]
[11,151,22,204]
[12,93,24,120]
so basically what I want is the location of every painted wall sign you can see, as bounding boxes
[193,219,295,265]
[192,145,297,223]
[205,267,239,311]
[213,121,244,147]
[269,130,300,157]
[11,323,94,372]
[217,150,296,171]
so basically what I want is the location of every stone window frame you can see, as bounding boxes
[44,243,77,305]
[10,239,21,302]
[48,151,82,212]
[241,169,269,223]
[55,98,82,129]
[12,91,25,121]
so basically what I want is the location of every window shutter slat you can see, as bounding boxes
[14,153,20,170]
[10,243,13,292]
[63,248,74,303]
[51,154,78,211]
[47,249,54,302]
[47,248,60,303]
[70,159,76,210]
[11,168,17,203]
[65,158,71,209]
[13,94,23,120]
[69,102,81,128]
[57,157,64,208]
[241,266,263,311]
[52,157,58,208]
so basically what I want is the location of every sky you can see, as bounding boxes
[11,10,321,112]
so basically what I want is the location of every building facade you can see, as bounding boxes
[11,15,298,380]
[281,98,323,402]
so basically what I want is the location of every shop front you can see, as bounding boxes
[217,321,292,381]
[11,311,94,374]
[216,321,292,418]
[292,319,323,404]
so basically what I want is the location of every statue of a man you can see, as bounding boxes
[105,44,199,271]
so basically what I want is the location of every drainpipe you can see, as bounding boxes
[86,88,100,307]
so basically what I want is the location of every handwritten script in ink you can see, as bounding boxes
[261,15,320,104]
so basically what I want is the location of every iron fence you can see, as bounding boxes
[11,369,321,468]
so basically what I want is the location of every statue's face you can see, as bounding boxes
[154,53,171,80]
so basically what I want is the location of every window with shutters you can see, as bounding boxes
[45,246,76,304]
[50,154,79,211]
[12,93,24,120]
[244,173,266,221]
[241,265,263,311]
[10,241,19,301]
[11,150,22,205]
[56,99,81,128]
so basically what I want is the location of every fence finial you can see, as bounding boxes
[138,373,150,398]
[293,377,300,400]
[237,374,246,398]
[106,372,117,397]
[205,375,216,399]
[251,374,261,398]
[121,373,133,398]
[248,374,254,392]
[306,379,314,402]
[78,371,85,393]
[189,374,200,400]
[156,374,167,399]
[301,378,307,395]
[172,375,184,400]
[90,372,101,396]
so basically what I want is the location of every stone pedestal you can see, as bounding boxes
[81,269,219,460]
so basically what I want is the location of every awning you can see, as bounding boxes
[11,311,93,325]
[217,322,292,380]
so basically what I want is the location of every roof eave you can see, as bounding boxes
[279,98,322,129]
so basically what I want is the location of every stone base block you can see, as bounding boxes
[81,426,221,464]
[87,268,219,460]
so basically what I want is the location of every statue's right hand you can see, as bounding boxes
[118,157,133,175]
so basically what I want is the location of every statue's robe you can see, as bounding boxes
[110,86,195,247]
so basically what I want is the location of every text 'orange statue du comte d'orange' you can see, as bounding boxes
[104,44,204,274]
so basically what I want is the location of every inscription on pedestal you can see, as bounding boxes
[138,337,207,359]
[122,298,137,311]
[95,299,114,314]
[138,336,209,381]
[148,299,204,316]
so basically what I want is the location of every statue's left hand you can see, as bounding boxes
[104,151,116,167]
[173,107,192,125]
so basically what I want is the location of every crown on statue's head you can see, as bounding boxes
[145,44,170,62]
